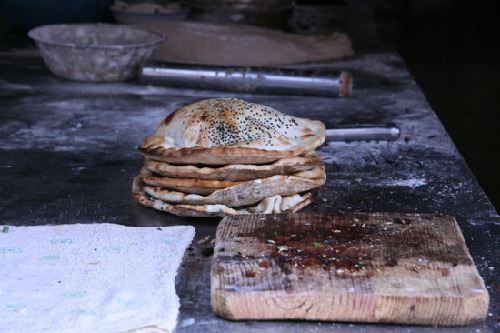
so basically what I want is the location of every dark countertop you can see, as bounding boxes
[0,48,498,332]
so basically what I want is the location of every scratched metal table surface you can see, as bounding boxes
[0,49,498,332]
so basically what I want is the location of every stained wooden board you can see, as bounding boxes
[210,213,489,326]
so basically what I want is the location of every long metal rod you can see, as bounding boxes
[325,126,400,141]
[141,63,352,97]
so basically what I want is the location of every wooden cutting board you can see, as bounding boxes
[211,213,489,326]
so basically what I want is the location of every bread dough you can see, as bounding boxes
[138,20,354,66]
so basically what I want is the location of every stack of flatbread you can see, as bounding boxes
[132,97,326,217]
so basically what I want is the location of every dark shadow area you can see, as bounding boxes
[377,0,500,211]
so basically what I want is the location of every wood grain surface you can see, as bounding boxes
[211,213,489,326]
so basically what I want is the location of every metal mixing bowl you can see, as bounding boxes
[28,24,165,82]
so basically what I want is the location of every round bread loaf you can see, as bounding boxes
[139,97,325,165]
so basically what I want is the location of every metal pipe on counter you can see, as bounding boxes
[141,63,352,97]
[325,126,401,141]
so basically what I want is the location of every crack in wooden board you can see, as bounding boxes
[210,213,489,326]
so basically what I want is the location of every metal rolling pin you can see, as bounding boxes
[326,126,401,141]
[141,63,352,97]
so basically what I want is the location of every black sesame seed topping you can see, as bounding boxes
[174,98,307,147]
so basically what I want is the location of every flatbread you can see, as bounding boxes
[143,150,323,181]
[132,176,314,217]
[141,166,323,207]
[142,165,326,196]
[139,98,325,165]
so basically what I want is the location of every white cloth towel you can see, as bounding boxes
[0,223,195,333]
